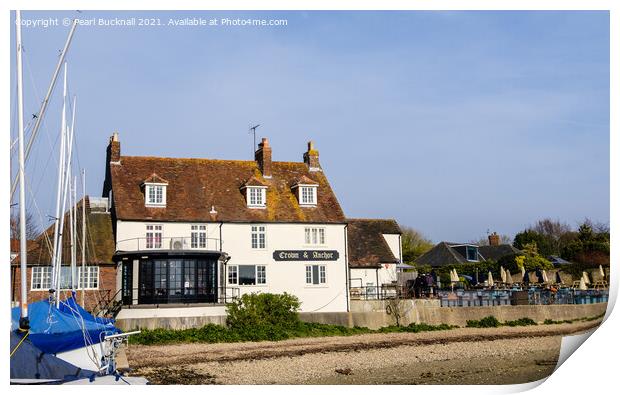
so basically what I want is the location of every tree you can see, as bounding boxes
[513,229,552,257]
[531,218,572,255]
[10,211,40,241]
[561,219,610,265]
[400,226,433,263]
[513,242,553,271]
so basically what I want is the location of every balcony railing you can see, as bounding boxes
[116,236,222,253]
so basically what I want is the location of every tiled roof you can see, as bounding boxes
[13,197,115,266]
[243,176,269,187]
[415,242,467,267]
[416,242,523,267]
[142,173,169,184]
[293,175,319,186]
[478,244,522,261]
[347,219,400,268]
[109,156,346,223]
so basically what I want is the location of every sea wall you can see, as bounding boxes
[115,300,608,331]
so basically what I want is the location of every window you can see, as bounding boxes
[31,266,52,290]
[228,265,238,285]
[305,265,326,285]
[247,187,266,208]
[145,184,166,206]
[466,246,478,261]
[304,227,325,245]
[251,226,266,249]
[228,265,266,285]
[79,266,99,289]
[300,186,317,205]
[146,225,163,249]
[191,225,207,249]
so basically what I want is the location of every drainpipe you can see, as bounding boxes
[219,221,224,303]
[344,224,349,312]
[376,267,380,299]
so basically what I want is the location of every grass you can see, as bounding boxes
[129,321,458,346]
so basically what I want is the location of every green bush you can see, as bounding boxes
[504,317,537,327]
[466,316,501,328]
[226,292,303,341]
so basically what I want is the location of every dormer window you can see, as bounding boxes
[292,175,319,207]
[247,187,267,208]
[142,173,168,208]
[242,176,269,209]
[300,186,317,205]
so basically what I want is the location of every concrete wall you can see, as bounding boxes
[115,300,608,331]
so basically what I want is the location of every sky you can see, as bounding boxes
[9,10,610,243]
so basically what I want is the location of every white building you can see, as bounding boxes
[104,134,351,313]
[347,219,402,299]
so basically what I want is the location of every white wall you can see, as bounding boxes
[350,264,397,287]
[115,220,349,313]
[382,233,402,263]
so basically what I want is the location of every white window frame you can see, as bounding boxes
[246,186,267,208]
[228,264,267,286]
[31,266,52,290]
[304,227,326,246]
[78,266,100,290]
[146,224,163,249]
[305,265,327,285]
[227,265,238,285]
[191,224,207,249]
[251,225,266,249]
[145,183,167,207]
[299,185,317,206]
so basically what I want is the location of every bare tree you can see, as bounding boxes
[10,211,40,241]
[531,218,572,255]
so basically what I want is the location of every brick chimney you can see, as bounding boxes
[488,232,500,246]
[106,132,121,164]
[255,137,272,178]
[303,141,320,171]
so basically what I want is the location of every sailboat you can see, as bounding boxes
[10,11,145,384]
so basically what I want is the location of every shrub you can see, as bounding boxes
[466,316,501,328]
[226,292,302,341]
[504,317,537,327]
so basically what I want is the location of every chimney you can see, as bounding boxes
[303,141,320,171]
[254,137,272,178]
[106,132,121,164]
[488,232,500,246]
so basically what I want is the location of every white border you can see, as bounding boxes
[2,2,616,395]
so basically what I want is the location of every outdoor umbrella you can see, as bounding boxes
[582,271,591,285]
[450,269,459,282]
[555,271,562,284]
[579,277,587,290]
[542,270,549,283]
[505,271,513,285]
[500,266,507,283]
[488,271,494,287]
[521,265,526,281]
[599,265,605,280]
[523,270,530,284]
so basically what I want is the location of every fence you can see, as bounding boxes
[349,285,609,306]
[436,288,609,307]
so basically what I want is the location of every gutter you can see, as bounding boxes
[344,224,349,312]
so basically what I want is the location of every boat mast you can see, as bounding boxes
[69,97,77,292]
[10,20,77,202]
[15,10,29,330]
[50,64,68,301]
[81,168,86,305]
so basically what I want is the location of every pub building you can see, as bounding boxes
[13,133,402,320]
[105,132,380,316]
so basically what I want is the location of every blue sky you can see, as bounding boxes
[10,10,610,243]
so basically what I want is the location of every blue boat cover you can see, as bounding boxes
[11,298,120,355]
